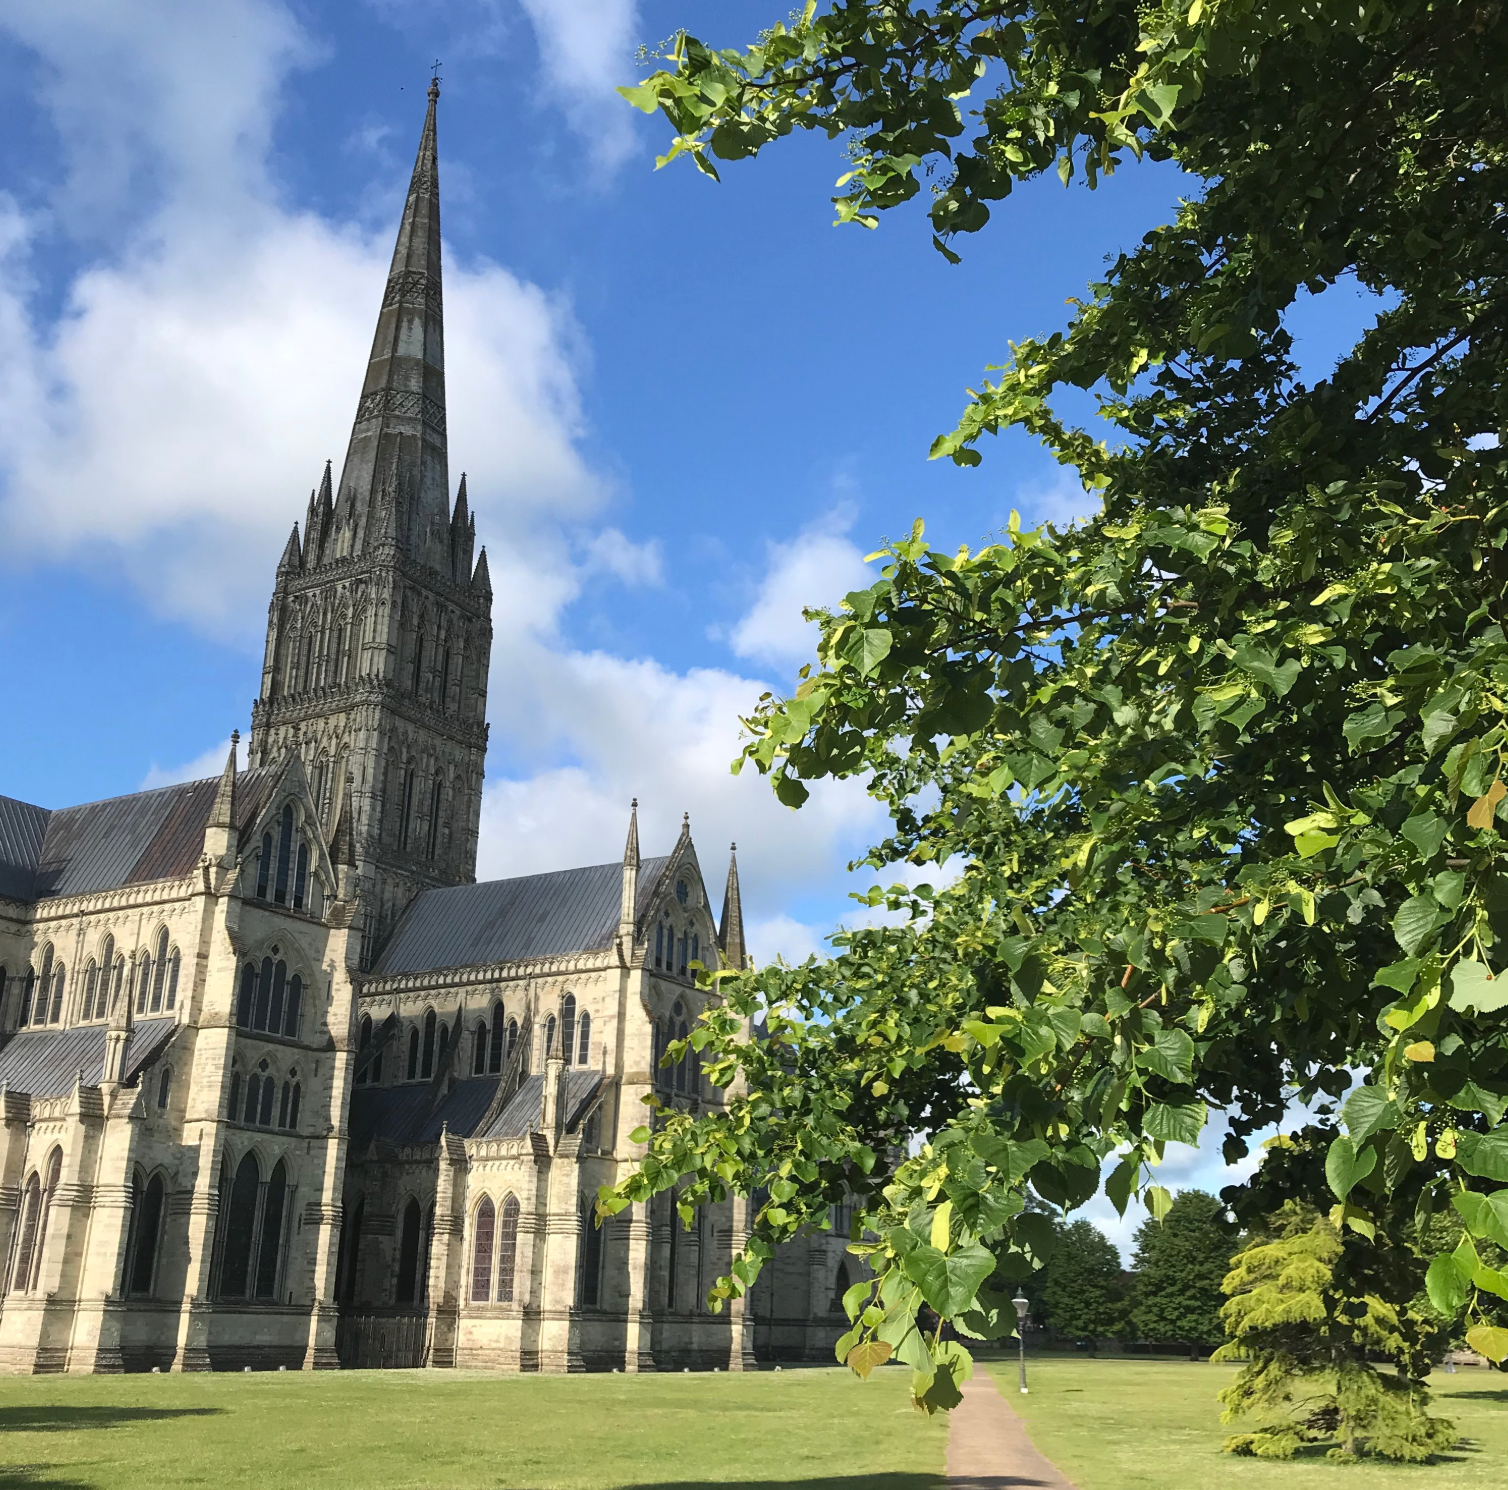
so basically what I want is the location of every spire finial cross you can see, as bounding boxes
[429,60,442,101]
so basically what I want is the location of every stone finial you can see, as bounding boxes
[719,842,747,971]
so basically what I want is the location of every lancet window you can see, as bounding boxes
[578,1199,604,1309]
[235,955,302,1038]
[125,1171,167,1296]
[471,1197,495,1303]
[216,1153,290,1301]
[488,1001,506,1073]
[496,1195,519,1303]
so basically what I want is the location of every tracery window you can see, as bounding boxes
[125,1171,166,1296]
[560,994,576,1065]
[421,1009,436,1079]
[578,1199,603,1309]
[148,928,170,1013]
[12,1172,42,1291]
[274,804,294,904]
[488,1001,505,1073]
[506,1018,519,1061]
[235,957,302,1038]
[496,1195,519,1303]
[98,935,116,1017]
[577,1011,591,1066]
[396,1197,423,1304]
[109,955,125,1015]
[471,1197,495,1303]
[543,1015,556,1061]
[27,944,53,1027]
[216,1153,289,1300]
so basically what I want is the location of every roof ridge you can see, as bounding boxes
[23,761,282,817]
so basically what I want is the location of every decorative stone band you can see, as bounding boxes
[382,269,443,315]
[354,387,447,436]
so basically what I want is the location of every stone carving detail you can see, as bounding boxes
[382,269,443,314]
[354,388,447,435]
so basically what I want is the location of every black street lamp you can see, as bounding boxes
[1012,1293,1030,1395]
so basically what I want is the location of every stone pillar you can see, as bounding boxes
[535,1143,582,1373]
[422,1130,467,1369]
[725,1193,757,1371]
[621,1200,655,1372]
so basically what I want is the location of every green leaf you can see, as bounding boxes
[1343,702,1392,749]
[845,1338,893,1379]
[1392,895,1440,957]
[970,1133,1049,1184]
[1232,637,1300,697]
[900,1239,996,1316]
[1425,1253,1472,1316]
[1137,1027,1195,1084]
[1457,1130,1508,1182]
[1372,959,1421,993]
[1400,810,1449,861]
[1325,1135,1377,1201]
[1466,1325,1508,1363]
[841,625,894,677]
[1453,1189,1508,1250]
[1173,913,1229,944]
[1143,1100,1206,1145]
[1104,1157,1136,1216]
[1446,958,1508,1014]
[1342,1085,1401,1144]
[1146,1184,1174,1221]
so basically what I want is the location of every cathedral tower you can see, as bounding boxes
[248,79,492,963]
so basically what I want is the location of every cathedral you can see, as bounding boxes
[0,85,852,1374]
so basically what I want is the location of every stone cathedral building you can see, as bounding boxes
[0,85,852,1374]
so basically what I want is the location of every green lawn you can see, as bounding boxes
[0,1367,946,1490]
[985,1355,1508,1489]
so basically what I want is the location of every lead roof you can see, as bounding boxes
[0,1018,178,1098]
[0,767,280,905]
[371,857,672,977]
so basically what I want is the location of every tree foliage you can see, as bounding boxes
[1131,1189,1231,1353]
[1034,1217,1128,1346]
[604,0,1508,1411]
[1215,1204,1455,1461]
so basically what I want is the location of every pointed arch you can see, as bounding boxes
[149,927,169,1013]
[127,1170,167,1297]
[396,1196,423,1303]
[488,1001,506,1073]
[257,832,273,899]
[82,959,99,1021]
[543,1014,556,1060]
[218,1152,258,1298]
[274,803,295,903]
[134,949,151,1016]
[255,1159,289,1300]
[577,1010,591,1066]
[472,1020,488,1075]
[421,1008,437,1078]
[12,1171,42,1292]
[471,1196,495,1303]
[47,958,66,1025]
[407,1026,419,1081]
[560,994,576,1066]
[578,1196,604,1309]
[97,933,116,1019]
[497,1194,520,1303]
[165,948,180,1012]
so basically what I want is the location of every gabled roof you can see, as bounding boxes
[0,1018,177,1098]
[0,767,280,905]
[371,857,672,977]
[347,1076,500,1151]
[479,1069,602,1139]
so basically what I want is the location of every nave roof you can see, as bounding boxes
[0,1017,177,1098]
[370,857,672,977]
[0,768,280,904]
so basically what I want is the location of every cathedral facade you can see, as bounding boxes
[0,86,850,1374]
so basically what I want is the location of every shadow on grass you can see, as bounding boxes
[1442,1387,1508,1403]
[613,1479,944,1490]
[0,1405,223,1433]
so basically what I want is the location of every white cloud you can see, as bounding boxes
[515,0,643,168]
[1013,472,1102,530]
[726,508,876,671]
[579,526,663,587]
[0,1,605,641]
[140,733,249,792]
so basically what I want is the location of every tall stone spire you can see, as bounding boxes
[618,799,640,945]
[331,74,450,569]
[719,843,746,971]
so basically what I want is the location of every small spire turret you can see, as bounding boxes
[719,843,746,971]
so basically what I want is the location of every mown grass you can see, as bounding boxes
[0,1365,946,1490]
[985,1355,1508,1489]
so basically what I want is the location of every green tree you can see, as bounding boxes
[1131,1190,1233,1356]
[604,0,1508,1411]
[1215,1204,1455,1462]
[1035,1218,1128,1349]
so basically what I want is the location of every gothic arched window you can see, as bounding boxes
[279,1081,291,1128]
[691,933,700,969]
[439,644,452,712]
[219,1154,259,1298]
[257,832,272,899]
[577,1011,591,1067]
[289,1082,301,1130]
[284,974,302,1038]
[274,804,294,904]
[488,1002,505,1073]
[165,949,180,1012]
[421,1009,436,1078]
[655,923,664,969]
[47,959,66,1025]
[396,1197,422,1303]
[149,928,169,1013]
[398,766,416,851]
[471,1197,495,1303]
[33,944,53,1027]
[675,1020,690,1093]
[127,1172,166,1297]
[436,1020,449,1073]
[228,1069,241,1118]
[410,631,425,696]
[244,1073,261,1125]
[407,1027,419,1081]
[293,843,309,910]
[259,1072,275,1127]
[157,1067,172,1110]
[560,995,576,1066]
[237,963,256,1028]
[134,952,151,1016]
[98,935,116,1018]
[18,965,35,1027]
[12,1172,42,1292]
[110,956,125,1015]
[472,1021,487,1076]
[426,776,442,860]
[497,1195,519,1303]
[543,1015,556,1061]
[255,1159,288,1300]
[678,934,688,975]
[506,1018,519,1059]
[578,1198,604,1309]
[82,959,99,1020]
[267,960,287,1032]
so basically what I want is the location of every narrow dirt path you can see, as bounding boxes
[945,1372,1078,1490]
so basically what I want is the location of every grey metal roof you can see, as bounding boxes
[347,1077,501,1151]
[0,768,280,905]
[478,1069,602,1139]
[0,1018,177,1098]
[372,857,671,977]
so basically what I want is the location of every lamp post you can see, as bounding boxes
[1012,1293,1030,1394]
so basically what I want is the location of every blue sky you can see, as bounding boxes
[0,1,1376,1255]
